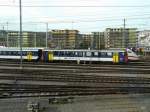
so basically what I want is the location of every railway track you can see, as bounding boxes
[1,62,150,68]
[0,59,150,66]
[1,84,150,98]
[0,60,149,98]
[0,74,150,84]
[0,61,149,74]
[0,73,150,98]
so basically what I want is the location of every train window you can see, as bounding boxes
[91,52,94,57]
[93,52,98,57]
[120,52,125,56]
[82,52,86,57]
[7,51,12,55]
[107,52,112,57]
[12,51,17,55]
[0,51,1,55]
[54,51,59,56]
[5,51,8,55]
[32,51,38,56]
[31,51,34,56]
[86,52,91,57]
[58,51,60,56]
[65,51,70,57]
[70,52,74,57]
[78,52,83,57]
[67,51,74,57]
[3,51,6,55]
[22,51,26,56]
[100,52,107,57]
[59,51,65,56]
[17,51,20,55]
[1,51,3,55]
[75,52,78,56]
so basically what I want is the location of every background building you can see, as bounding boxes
[105,28,137,49]
[0,30,46,47]
[76,34,93,49]
[92,32,105,50]
[50,29,79,49]
[138,30,150,48]
[0,28,138,49]
[0,30,7,46]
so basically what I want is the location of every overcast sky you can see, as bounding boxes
[0,0,150,33]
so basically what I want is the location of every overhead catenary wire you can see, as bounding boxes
[0,4,150,8]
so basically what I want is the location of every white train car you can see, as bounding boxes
[0,47,139,63]
[44,49,128,63]
[126,49,139,61]
[0,47,39,60]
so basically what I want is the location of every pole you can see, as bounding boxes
[19,0,23,68]
[72,21,74,30]
[99,33,100,50]
[46,22,48,48]
[6,22,9,47]
[34,32,36,47]
[123,18,127,48]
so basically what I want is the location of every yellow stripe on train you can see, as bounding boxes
[27,52,32,61]
[113,52,119,63]
[48,51,54,61]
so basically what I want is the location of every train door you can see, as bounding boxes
[113,52,119,63]
[119,52,124,63]
[48,51,54,62]
[27,51,32,61]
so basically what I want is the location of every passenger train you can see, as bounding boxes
[0,47,139,63]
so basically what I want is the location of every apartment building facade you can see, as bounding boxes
[105,28,137,48]
[50,29,79,49]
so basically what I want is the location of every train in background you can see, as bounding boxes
[0,47,139,63]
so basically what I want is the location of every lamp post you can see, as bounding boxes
[46,22,48,48]
[6,22,9,47]
[19,0,23,68]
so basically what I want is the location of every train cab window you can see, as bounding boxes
[127,51,132,54]
[86,52,91,57]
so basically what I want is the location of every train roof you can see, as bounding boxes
[45,49,125,52]
[0,47,42,51]
[0,47,126,52]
